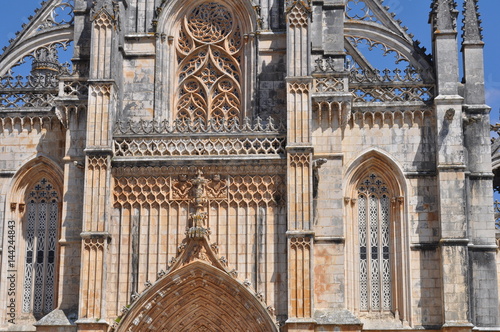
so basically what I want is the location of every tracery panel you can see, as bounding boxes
[108,168,287,320]
[175,3,242,124]
[357,173,392,312]
[21,178,59,317]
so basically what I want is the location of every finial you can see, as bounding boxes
[462,0,483,42]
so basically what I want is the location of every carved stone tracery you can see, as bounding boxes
[175,3,242,124]
[112,169,279,332]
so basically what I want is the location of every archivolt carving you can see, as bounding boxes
[108,168,286,319]
[175,2,242,124]
[113,262,278,332]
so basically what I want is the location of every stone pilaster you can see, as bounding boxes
[77,3,118,331]
[462,0,500,327]
[285,1,314,329]
[286,234,315,331]
[57,106,86,314]
[431,1,472,330]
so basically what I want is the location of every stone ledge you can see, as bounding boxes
[467,244,498,252]
[33,309,77,327]
[314,309,362,325]
[286,230,315,237]
[472,327,500,331]
[0,170,16,178]
[410,242,439,251]
[315,236,345,244]
[80,232,111,240]
[440,238,470,246]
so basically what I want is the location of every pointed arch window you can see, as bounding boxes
[357,173,392,312]
[175,2,242,124]
[21,178,59,317]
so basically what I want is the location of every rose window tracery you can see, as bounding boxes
[176,2,242,124]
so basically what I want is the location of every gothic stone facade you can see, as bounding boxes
[0,0,498,331]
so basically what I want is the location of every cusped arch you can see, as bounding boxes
[157,0,257,35]
[154,0,257,121]
[345,21,433,77]
[343,149,411,321]
[0,29,73,76]
[0,0,74,75]
[115,261,278,332]
[344,148,406,198]
[8,155,64,205]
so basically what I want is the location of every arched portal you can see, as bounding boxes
[115,260,278,332]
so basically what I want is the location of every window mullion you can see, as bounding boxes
[381,195,392,311]
[358,195,368,311]
[370,194,380,311]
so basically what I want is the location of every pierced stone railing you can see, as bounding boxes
[349,68,434,84]
[351,85,434,103]
[349,68,435,104]
[113,117,287,158]
[114,136,286,157]
[0,74,59,89]
[114,117,286,136]
[0,74,59,109]
[60,79,88,99]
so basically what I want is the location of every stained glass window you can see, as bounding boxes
[357,174,391,311]
[175,2,242,124]
[22,178,59,317]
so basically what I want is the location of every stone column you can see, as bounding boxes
[285,1,315,330]
[54,103,86,317]
[461,0,500,327]
[76,2,117,331]
[431,1,472,331]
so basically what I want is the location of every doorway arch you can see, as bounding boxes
[115,260,278,331]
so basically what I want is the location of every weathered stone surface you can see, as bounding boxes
[0,0,498,331]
